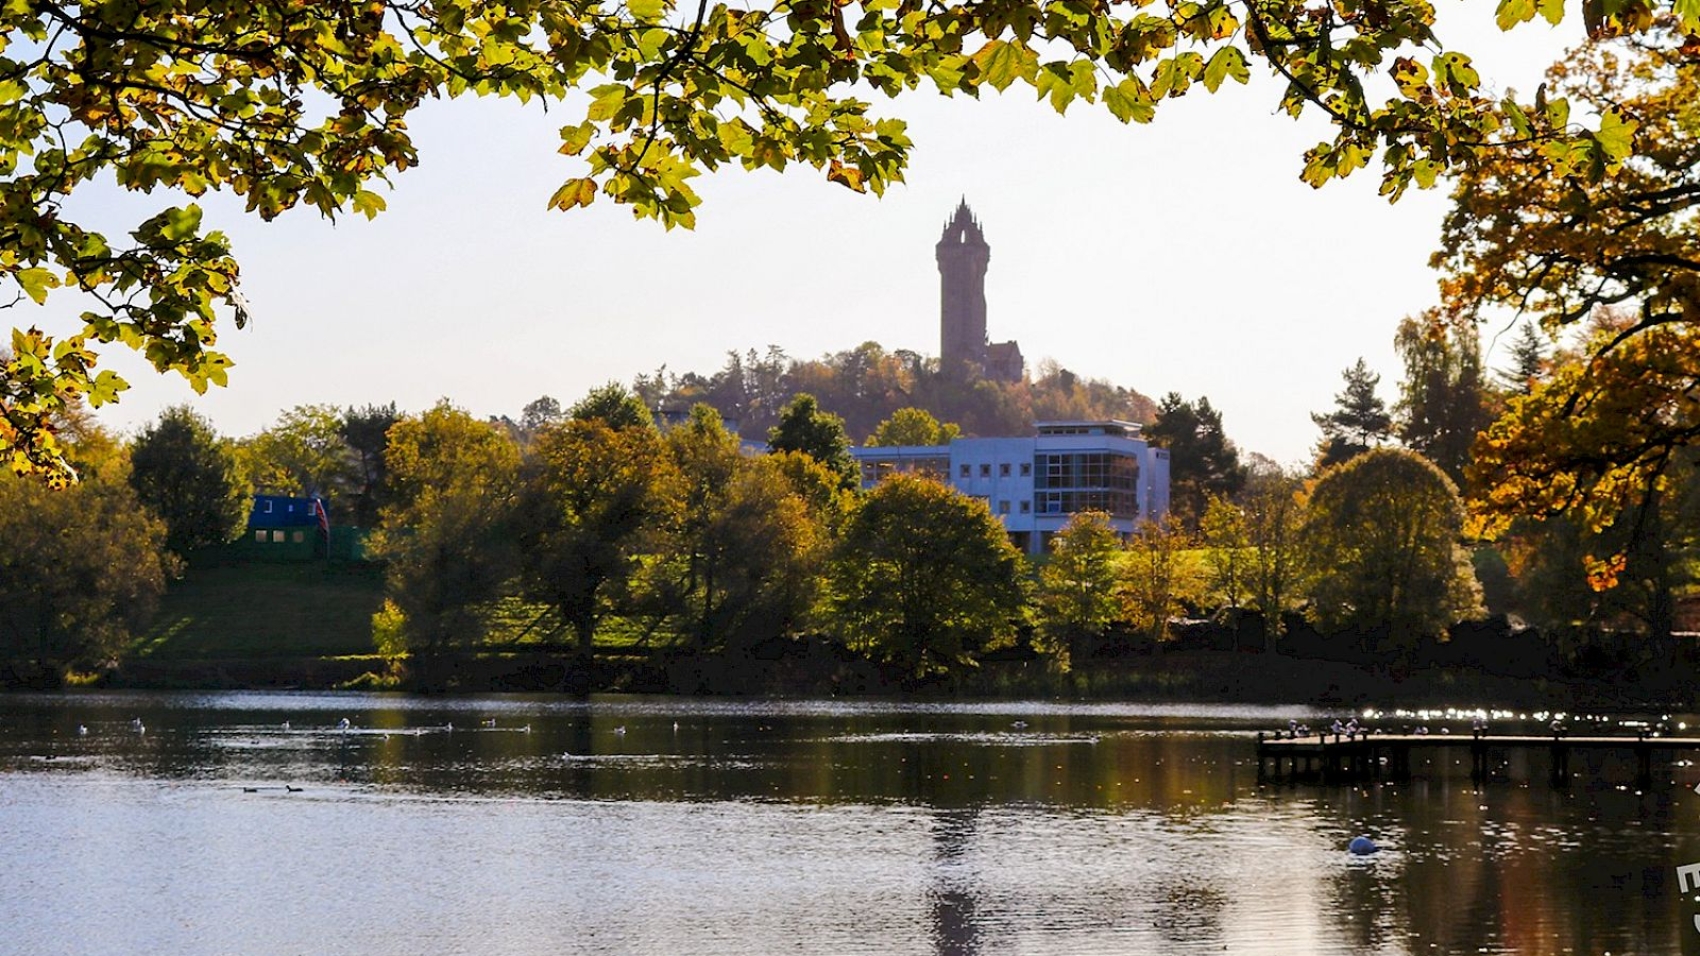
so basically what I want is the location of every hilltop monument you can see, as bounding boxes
[935,200,1023,383]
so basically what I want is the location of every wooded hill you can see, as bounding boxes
[620,342,1158,443]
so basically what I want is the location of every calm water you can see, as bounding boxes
[2,692,1698,955]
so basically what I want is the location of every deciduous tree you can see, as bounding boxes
[829,474,1026,679]
[1034,510,1125,670]
[571,383,655,431]
[769,393,858,490]
[238,404,357,507]
[128,405,248,557]
[1199,494,1248,610]
[866,407,961,447]
[340,402,399,527]
[369,403,521,661]
[1443,26,1700,533]
[519,418,676,659]
[1123,518,1198,642]
[0,424,173,681]
[1242,464,1305,648]
[1393,311,1491,485]
[1301,447,1482,655]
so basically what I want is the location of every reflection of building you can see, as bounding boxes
[936,200,1022,383]
[852,420,1170,554]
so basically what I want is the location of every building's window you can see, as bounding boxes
[959,463,970,478]
[272,530,285,542]
[255,530,266,543]
[292,531,305,543]
[1020,500,1031,514]
[1020,462,1032,477]
[998,500,1010,514]
[979,463,991,477]
[999,462,1011,477]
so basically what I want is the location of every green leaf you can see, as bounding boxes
[548,177,598,211]
[559,121,595,156]
[1676,0,1700,31]
[14,266,56,305]
[1593,107,1638,163]
[972,40,1037,93]
[1103,78,1155,124]
[86,370,128,407]
[586,85,628,122]
[629,0,665,21]
[159,205,204,242]
[1537,0,1566,25]
[1495,0,1537,29]
[351,189,386,220]
[1202,46,1248,92]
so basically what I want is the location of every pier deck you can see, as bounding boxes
[1255,731,1700,785]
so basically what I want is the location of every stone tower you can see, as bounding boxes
[936,198,990,373]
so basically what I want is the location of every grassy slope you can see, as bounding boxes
[131,560,386,660]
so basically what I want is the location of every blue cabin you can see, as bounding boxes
[244,494,328,559]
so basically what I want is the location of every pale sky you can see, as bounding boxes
[46,4,1583,466]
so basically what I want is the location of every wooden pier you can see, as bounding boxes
[1255,730,1700,786]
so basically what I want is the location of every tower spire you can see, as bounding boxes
[936,199,990,373]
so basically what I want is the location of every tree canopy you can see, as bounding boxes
[128,404,247,557]
[0,0,1679,483]
[1302,447,1482,651]
[829,474,1026,678]
[1442,24,1700,534]
[1147,392,1242,527]
[866,407,961,447]
[768,393,858,489]
[1393,311,1490,485]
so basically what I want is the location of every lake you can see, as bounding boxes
[1,691,1696,955]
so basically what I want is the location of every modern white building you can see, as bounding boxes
[851,420,1170,554]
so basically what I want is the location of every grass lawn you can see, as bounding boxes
[130,560,386,660]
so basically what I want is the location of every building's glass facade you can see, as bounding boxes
[1033,452,1139,518]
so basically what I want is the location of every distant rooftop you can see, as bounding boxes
[1034,421,1144,439]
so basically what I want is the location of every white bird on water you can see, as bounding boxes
[614,725,627,736]
[281,720,291,731]
[130,718,145,734]
[482,718,497,728]
[337,718,351,731]
[76,724,88,736]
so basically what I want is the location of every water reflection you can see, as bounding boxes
[0,691,1696,955]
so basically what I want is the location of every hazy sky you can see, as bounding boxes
[51,6,1583,466]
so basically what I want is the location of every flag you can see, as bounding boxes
[313,497,330,542]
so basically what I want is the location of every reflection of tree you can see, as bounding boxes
[927,807,981,956]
